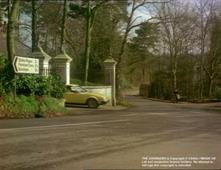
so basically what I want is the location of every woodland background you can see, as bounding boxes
[0,0,221,101]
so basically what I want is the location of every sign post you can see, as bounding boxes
[13,56,39,74]
[12,56,39,101]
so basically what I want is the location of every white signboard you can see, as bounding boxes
[13,56,39,74]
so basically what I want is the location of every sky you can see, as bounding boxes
[19,1,150,48]
[19,12,32,47]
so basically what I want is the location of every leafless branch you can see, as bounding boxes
[129,17,159,31]
[18,23,32,29]
[144,0,173,4]
[129,16,142,28]
[16,38,31,50]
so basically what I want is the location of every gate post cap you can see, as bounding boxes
[104,57,117,66]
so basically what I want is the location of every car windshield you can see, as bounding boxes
[71,86,87,93]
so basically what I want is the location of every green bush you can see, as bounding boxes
[49,76,66,98]
[15,75,65,98]
[0,82,5,96]
[148,79,172,100]
[215,88,221,100]
[17,95,39,117]
[3,94,15,111]
[35,76,52,96]
[2,94,38,118]
[0,57,66,118]
[0,94,66,118]
[16,75,36,96]
[0,58,14,93]
[40,96,66,115]
[0,56,4,95]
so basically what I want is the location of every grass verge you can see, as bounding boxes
[0,94,66,119]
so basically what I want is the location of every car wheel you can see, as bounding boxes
[87,98,99,108]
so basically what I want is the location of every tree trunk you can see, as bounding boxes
[32,0,38,52]
[208,77,213,98]
[6,0,20,100]
[115,24,130,100]
[142,67,145,82]
[198,0,208,100]
[172,55,177,91]
[84,0,92,85]
[199,46,204,99]
[60,0,67,52]
[115,0,146,100]
[7,0,20,63]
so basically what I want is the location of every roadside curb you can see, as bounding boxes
[65,105,129,116]
[143,97,221,105]
[143,97,177,103]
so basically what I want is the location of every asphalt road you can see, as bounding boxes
[0,96,221,170]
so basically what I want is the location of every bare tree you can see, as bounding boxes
[194,0,215,99]
[115,0,146,99]
[69,0,108,85]
[204,13,221,97]
[155,0,197,98]
[115,0,166,99]
[60,0,67,52]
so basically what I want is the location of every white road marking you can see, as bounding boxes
[148,112,168,115]
[121,113,138,116]
[0,119,129,132]
[121,112,168,117]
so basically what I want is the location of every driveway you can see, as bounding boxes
[0,95,220,170]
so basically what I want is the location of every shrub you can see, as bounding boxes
[0,94,66,118]
[34,76,52,96]
[0,58,14,93]
[0,82,5,97]
[215,88,221,100]
[40,96,66,116]
[17,95,38,117]
[15,75,65,98]
[0,56,5,94]
[2,94,38,118]
[49,76,66,98]
[148,80,172,100]
[16,75,36,96]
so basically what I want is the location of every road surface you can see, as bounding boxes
[0,95,221,170]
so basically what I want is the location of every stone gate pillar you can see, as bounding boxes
[32,46,51,76]
[53,52,72,85]
[104,57,117,106]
